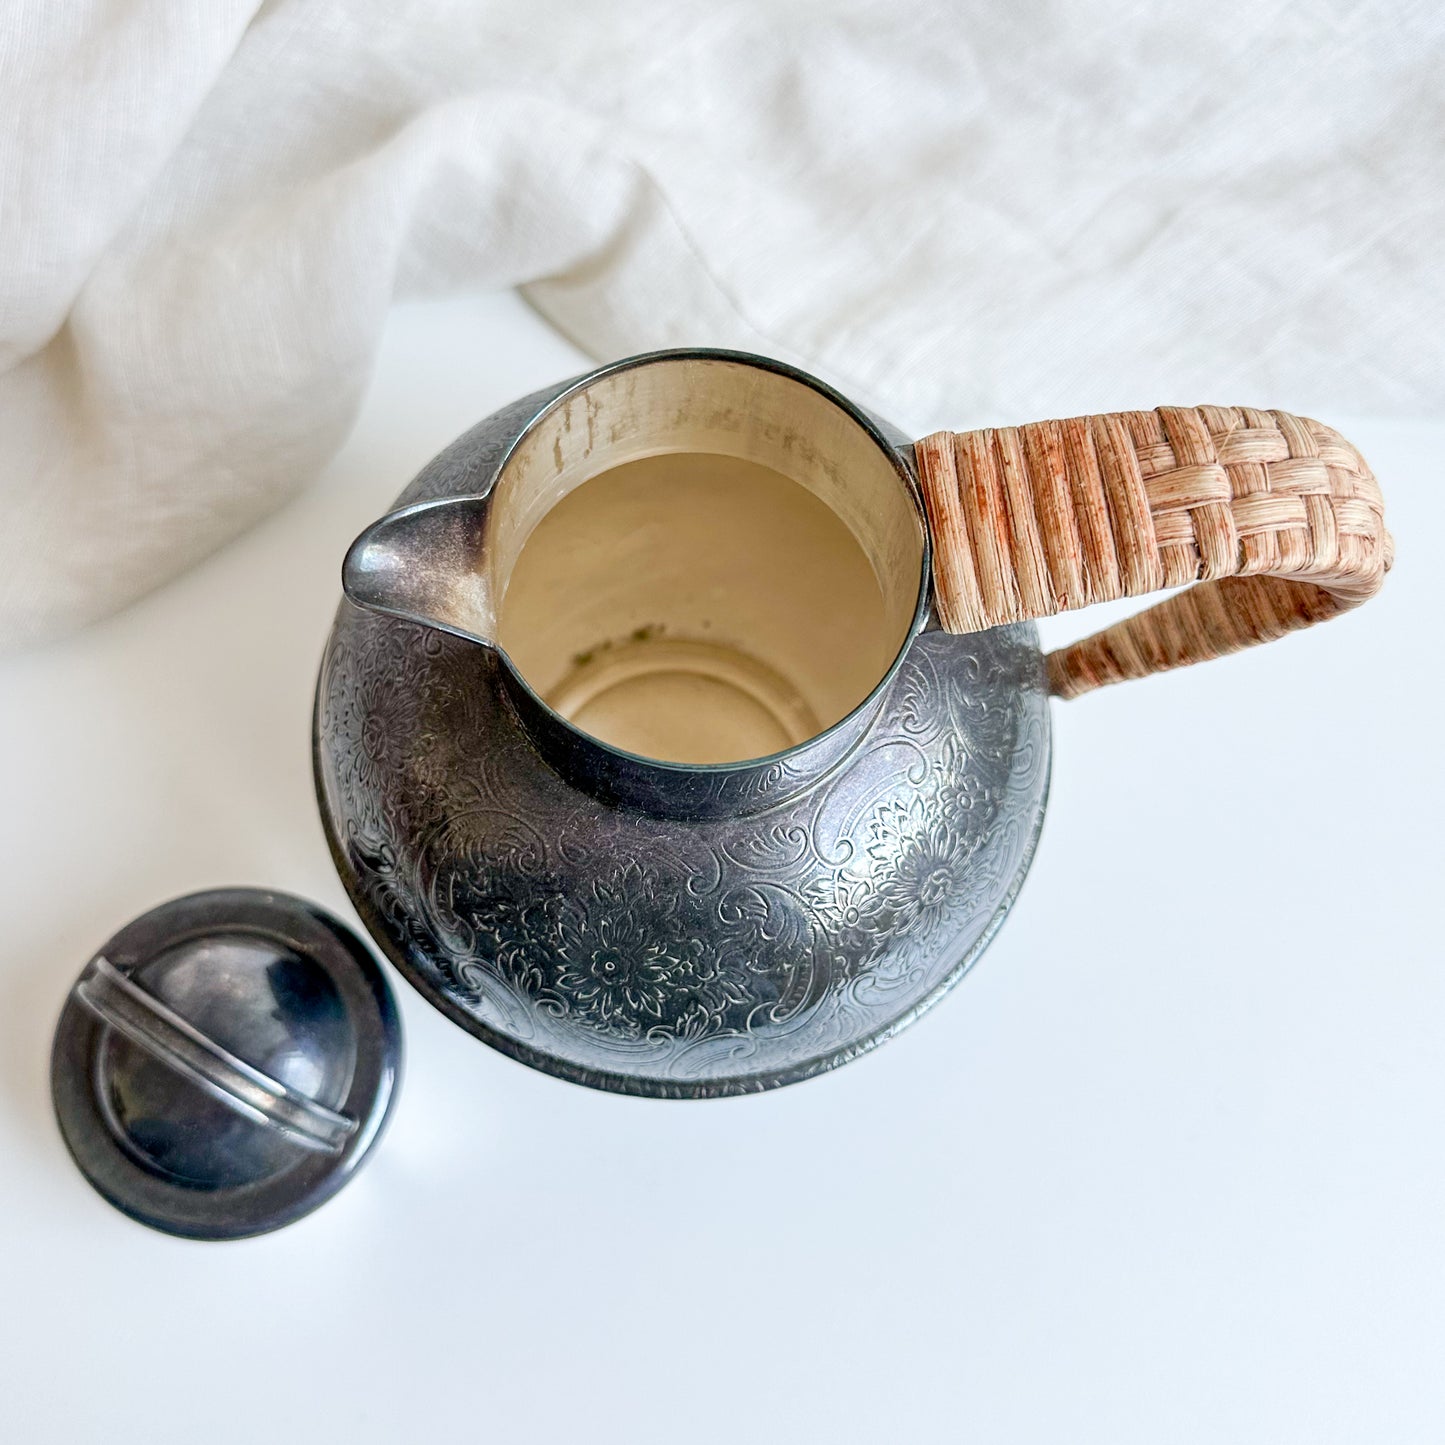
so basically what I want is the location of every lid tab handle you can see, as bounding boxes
[76,955,358,1155]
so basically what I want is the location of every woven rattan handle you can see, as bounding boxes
[914,406,1392,699]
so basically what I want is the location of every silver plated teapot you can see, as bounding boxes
[314,350,1388,1097]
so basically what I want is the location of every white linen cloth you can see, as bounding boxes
[2,0,1441,647]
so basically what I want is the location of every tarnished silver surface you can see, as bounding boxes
[314,353,1052,1097]
[51,889,401,1238]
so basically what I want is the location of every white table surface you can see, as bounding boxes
[1,292,1441,1445]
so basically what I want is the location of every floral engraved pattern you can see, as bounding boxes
[317,605,1050,1096]
[663,944,753,1041]
[555,907,671,1028]
[549,864,686,1033]
[864,795,982,936]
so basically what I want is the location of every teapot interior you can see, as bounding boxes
[491,357,925,765]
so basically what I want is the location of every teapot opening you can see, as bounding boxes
[489,356,926,766]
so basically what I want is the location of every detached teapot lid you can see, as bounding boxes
[51,888,401,1240]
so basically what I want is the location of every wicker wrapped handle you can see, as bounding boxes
[915,406,1392,699]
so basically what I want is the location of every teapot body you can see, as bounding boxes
[315,361,1051,1096]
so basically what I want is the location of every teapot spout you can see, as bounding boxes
[341,496,496,648]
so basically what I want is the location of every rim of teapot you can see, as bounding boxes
[343,348,935,811]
